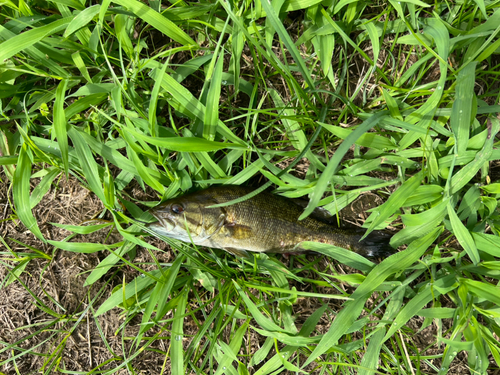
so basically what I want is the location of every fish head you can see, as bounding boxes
[147,192,225,244]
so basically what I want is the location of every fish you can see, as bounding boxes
[147,185,395,258]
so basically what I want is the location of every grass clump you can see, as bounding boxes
[1,0,500,374]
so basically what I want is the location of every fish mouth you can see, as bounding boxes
[147,213,202,243]
[147,220,175,238]
[147,211,176,233]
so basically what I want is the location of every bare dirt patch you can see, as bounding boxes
[0,171,172,374]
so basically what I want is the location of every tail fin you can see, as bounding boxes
[355,230,395,258]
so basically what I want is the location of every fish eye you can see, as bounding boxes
[171,204,184,214]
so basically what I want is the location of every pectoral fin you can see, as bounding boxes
[223,247,251,258]
[223,221,253,240]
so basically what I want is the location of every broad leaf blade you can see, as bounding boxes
[111,0,197,46]
[13,146,45,242]
[450,62,476,154]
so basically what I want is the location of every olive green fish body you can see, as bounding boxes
[148,186,394,258]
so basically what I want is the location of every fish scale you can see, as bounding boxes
[148,185,395,258]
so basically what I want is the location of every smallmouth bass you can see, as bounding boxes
[148,185,395,258]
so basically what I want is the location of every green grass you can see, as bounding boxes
[1,0,500,374]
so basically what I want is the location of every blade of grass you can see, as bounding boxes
[319,122,397,150]
[136,254,185,346]
[269,89,324,170]
[171,287,188,374]
[320,8,389,84]
[214,323,248,375]
[383,274,457,341]
[68,127,107,204]
[75,131,170,185]
[53,79,69,175]
[159,71,246,145]
[233,281,292,334]
[254,304,328,375]
[399,18,450,149]
[63,4,100,38]
[363,171,423,238]
[229,19,244,96]
[51,222,113,234]
[362,21,380,74]
[204,50,224,141]
[114,13,134,59]
[460,279,500,306]
[299,111,387,221]
[390,200,448,248]
[450,62,476,154]
[148,62,169,137]
[111,0,197,46]
[30,167,60,209]
[48,240,123,253]
[0,17,72,62]
[13,146,45,242]
[359,287,407,375]
[127,146,166,195]
[450,117,500,194]
[94,265,172,315]
[301,242,374,273]
[447,201,479,264]
[472,232,500,257]
[125,125,247,151]
[71,51,92,83]
[260,0,315,89]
